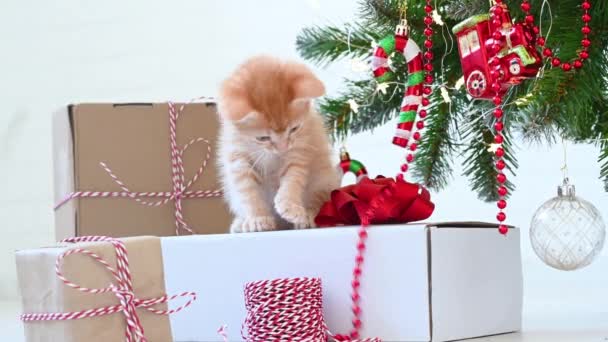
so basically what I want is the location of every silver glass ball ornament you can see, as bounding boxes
[530,178,606,271]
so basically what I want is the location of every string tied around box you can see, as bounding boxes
[20,236,197,342]
[54,99,222,235]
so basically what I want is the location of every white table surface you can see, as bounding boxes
[4,301,607,341]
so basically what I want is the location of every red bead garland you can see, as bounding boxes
[347,2,437,339]
[485,0,593,235]
[490,2,510,235]
[519,0,593,71]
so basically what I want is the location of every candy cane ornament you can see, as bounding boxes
[372,20,425,149]
[339,148,368,183]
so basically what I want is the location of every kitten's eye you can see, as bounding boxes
[256,136,271,142]
[289,125,301,134]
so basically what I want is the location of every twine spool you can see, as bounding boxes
[242,277,326,342]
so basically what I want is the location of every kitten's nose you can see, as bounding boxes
[276,141,289,153]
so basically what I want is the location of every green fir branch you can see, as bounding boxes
[296,24,378,66]
[298,0,608,195]
[412,96,457,190]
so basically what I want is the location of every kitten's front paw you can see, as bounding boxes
[275,197,311,229]
[292,213,317,229]
[234,216,277,233]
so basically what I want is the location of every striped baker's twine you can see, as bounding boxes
[241,277,381,342]
[54,99,222,235]
[20,236,196,342]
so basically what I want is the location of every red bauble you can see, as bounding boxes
[582,26,591,34]
[494,108,504,118]
[582,39,591,47]
[409,143,418,151]
[494,6,504,15]
[498,225,509,235]
[582,1,591,10]
[582,14,592,23]
[537,37,546,46]
[493,96,502,105]
[574,60,584,69]
[552,58,561,67]
[400,164,409,172]
[419,110,428,118]
[543,48,553,57]
[525,15,535,24]
[425,74,434,84]
[497,186,508,197]
[424,40,433,48]
[422,98,430,106]
[562,63,572,71]
[497,200,507,209]
[423,87,432,95]
[496,160,506,170]
[424,16,433,26]
[494,134,504,144]
[580,51,590,59]
[406,154,414,163]
[497,212,506,222]
[497,173,507,183]
[495,122,504,131]
[533,26,540,35]
[424,28,433,37]
[413,132,421,141]
[424,51,434,60]
[495,147,505,158]
[521,2,531,12]
[416,121,425,129]
[424,5,433,13]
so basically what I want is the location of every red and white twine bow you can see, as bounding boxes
[242,277,381,342]
[20,236,196,342]
[54,100,222,235]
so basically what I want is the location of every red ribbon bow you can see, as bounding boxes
[315,176,435,227]
[20,236,196,342]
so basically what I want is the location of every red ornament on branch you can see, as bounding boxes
[452,3,542,100]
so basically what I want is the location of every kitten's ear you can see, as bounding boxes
[289,63,326,101]
[218,79,253,121]
[234,111,262,128]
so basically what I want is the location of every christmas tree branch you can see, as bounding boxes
[412,95,457,190]
[443,0,490,21]
[296,24,378,66]
[461,107,518,201]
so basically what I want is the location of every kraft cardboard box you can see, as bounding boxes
[16,237,175,342]
[53,102,233,240]
[161,223,523,342]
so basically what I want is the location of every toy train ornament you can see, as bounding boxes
[453,2,542,100]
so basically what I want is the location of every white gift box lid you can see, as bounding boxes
[162,222,522,341]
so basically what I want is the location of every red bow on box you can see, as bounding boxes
[315,176,435,227]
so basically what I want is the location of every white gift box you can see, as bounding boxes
[162,222,522,341]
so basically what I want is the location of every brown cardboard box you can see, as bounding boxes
[53,102,232,240]
[16,237,175,342]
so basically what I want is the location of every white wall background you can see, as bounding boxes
[1,0,606,324]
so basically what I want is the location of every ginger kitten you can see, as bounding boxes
[218,56,340,233]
